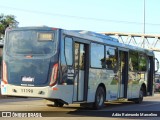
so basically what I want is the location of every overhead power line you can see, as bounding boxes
[1,5,160,26]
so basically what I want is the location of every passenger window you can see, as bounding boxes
[139,55,147,71]
[65,37,73,66]
[91,43,105,68]
[129,51,138,71]
[106,47,117,70]
[61,38,66,65]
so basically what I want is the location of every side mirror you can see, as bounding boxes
[155,58,159,72]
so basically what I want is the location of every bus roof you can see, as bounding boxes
[5,26,59,31]
[5,26,154,56]
[63,29,154,56]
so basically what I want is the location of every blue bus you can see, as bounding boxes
[1,26,158,109]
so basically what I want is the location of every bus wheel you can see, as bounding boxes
[93,86,105,109]
[134,87,144,104]
[54,101,64,107]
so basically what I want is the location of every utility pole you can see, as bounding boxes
[144,0,145,34]
[143,0,146,48]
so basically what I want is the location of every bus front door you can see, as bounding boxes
[73,42,89,102]
[118,51,128,98]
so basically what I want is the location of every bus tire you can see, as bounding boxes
[134,87,144,104]
[93,86,105,110]
[54,101,64,107]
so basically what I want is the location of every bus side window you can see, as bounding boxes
[129,51,138,71]
[60,37,73,85]
[106,47,117,71]
[64,37,74,84]
[64,37,73,66]
[139,54,147,71]
[91,43,105,68]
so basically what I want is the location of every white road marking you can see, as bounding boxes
[140,102,160,107]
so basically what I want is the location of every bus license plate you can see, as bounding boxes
[21,89,33,93]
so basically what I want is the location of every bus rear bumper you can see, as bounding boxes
[0,81,73,104]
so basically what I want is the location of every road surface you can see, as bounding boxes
[0,94,160,119]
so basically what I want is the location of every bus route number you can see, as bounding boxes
[21,89,33,93]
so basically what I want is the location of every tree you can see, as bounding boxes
[0,14,19,39]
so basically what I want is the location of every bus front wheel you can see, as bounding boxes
[134,87,144,104]
[93,86,105,109]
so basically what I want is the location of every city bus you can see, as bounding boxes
[1,26,159,109]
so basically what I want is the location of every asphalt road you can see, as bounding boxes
[0,94,160,119]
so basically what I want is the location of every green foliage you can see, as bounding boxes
[0,14,19,37]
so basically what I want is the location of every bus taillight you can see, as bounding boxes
[3,61,8,84]
[50,63,58,86]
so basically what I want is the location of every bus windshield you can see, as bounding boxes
[6,30,56,56]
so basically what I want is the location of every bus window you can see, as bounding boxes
[64,37,73,66]
[91,43,105,68]
[61,38,66,65]
[129,51,138,71]
[139,55,147,71]
[60,37,74,85]
[106,47,117,70]
[6,30,56,55]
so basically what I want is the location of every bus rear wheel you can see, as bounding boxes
[93,86,105,110]
[54,100,64,107]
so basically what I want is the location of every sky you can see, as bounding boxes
[1,0,160,34]
[1,0,160,70]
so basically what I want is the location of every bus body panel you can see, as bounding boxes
[87,68,118,102]
[128,71,139,98]
[1,81,73,104]
[130,71,148,98]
